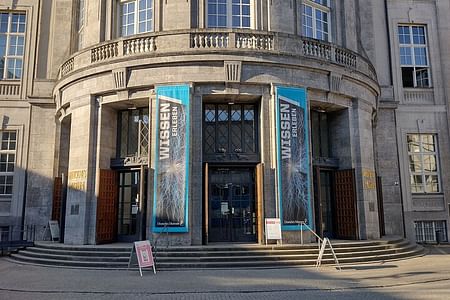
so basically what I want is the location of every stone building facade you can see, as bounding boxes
[0,0,448,245]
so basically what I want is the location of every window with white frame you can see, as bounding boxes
[207,0,251,29]
[407,134,440,193]
[0,131,16,197]
[0,12,26,80]
[302,0,330,41]
[119,0,153,37]
[398,25,431,88]
[77,0,85,50]
[415,221,447,243]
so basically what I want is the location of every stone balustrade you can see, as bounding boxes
[403,89,435,104]
[58,29,377,82]
[91,42,119,63]
[0,82,20,97]
[60,58,74,77]
[191,32,229,48]
[235,33,273,50]
[124,36,156,55]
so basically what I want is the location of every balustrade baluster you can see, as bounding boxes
[150,37,155,51]
[138,39,143,53]
[144,38,149,52]
[193,34,199,48]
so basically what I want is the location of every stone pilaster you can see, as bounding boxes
[64,96,99,244]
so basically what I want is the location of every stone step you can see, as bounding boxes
[20,244,414,264]
[15,250,131,262]
[11,247,423,270]
[9,239,423,270]
[26,247,131,257]
[26,241,408,258]
[32,238,405,253]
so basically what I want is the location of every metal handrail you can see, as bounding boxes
[0,225,36,255]
[299,221,323,250]
[151,224,170,251]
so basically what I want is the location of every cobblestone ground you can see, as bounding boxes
[0,245,449,300]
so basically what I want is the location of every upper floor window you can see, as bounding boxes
[120,0,153,37]
[407,134,440,193]
[398,25,431,88]
[302,0,330,41]
[207,0,251,29]
[0,12,26,80]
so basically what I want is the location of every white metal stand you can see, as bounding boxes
[315,237,341,270]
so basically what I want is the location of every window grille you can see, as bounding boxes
[414,221,448,243]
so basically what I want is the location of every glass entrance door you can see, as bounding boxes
[208,168,256,243]
[313,169,335,238]
[117,171,144,242]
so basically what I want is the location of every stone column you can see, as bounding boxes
[375,103,404,236]
[351,99,380,239]
[262,86,276,221]
[64,97,99,244]
[190,87,203,245]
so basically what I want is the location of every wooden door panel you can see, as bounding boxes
[256,164,264,244]
[96,169,118,244]
[52,177,62,221]
[203,163,209,244]
[334,169,358,240]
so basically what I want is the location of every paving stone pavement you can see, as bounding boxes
[0,245,449,300]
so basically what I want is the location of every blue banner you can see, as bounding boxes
[153,85,190,233]
[275,86,312,230]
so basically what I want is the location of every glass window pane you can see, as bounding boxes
[410,174,424,193]
[423,155,437,172]
[0,14,8,33]
[231,105,241,121]
[414,47,427,66]
[412,26,425,44]
[425,175,439,193]
[398,26,411,44]
[205,105,216,122]
[400,47,412,65]
[409,154,421,172]
[218,105,228,121]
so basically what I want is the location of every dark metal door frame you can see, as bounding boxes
[207,166,257,243]
[313,167,336,239]
[116,169,146,242]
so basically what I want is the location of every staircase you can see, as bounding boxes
[8,238,424,270]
